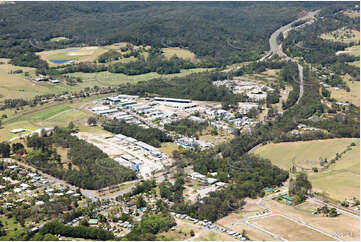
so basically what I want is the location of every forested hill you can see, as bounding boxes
[0,1,354,64]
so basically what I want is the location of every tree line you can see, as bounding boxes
[25,126,137,189]
[102,119,172,147]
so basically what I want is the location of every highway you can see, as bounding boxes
[259,10,319,105]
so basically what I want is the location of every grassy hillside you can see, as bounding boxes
[309,141,360,200]
[253,138,360,201]
[253,138,358,170]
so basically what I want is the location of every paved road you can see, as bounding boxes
[259,10,319,105]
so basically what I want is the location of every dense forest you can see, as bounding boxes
[25,127,137,189]
[0,2,354,68]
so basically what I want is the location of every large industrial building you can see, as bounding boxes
[154,97,192,103]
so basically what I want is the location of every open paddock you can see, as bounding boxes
[253,138,358,170]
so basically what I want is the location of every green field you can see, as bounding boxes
[254,138,360,201]
[195,231,236,241]
[0,56,212,103]
[0,58,44,102]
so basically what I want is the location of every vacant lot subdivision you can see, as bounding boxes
[264,199,360,241]
[250,215,335,241]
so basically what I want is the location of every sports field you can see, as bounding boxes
[0,95,105,142]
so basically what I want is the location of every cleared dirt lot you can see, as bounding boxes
[217,213,276,241]
[264,200,360,241]
[251,215,335,241]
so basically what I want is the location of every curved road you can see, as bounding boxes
[260,10,319,104]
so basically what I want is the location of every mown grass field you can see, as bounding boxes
[0,95,107,142]
[253,138,360,201]
[194,231,237,241]
[328,77,360,106]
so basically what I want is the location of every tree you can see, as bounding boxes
[87,117,97,126]
[136,195,147,209]
[0,142,10,158]
[42,233,59,241]
[289,172,312,203]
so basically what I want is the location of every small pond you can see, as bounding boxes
[50,60,73,64]
[63,48,80,52]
